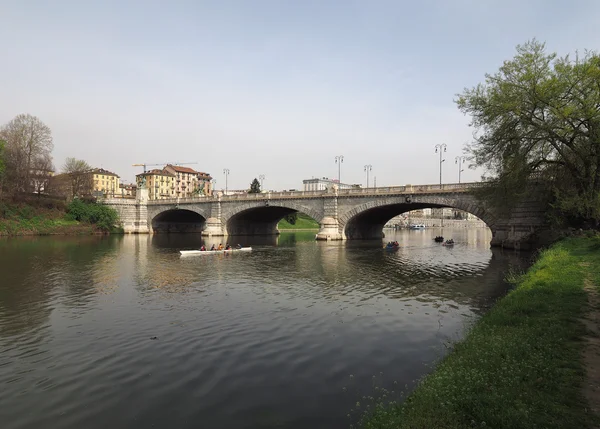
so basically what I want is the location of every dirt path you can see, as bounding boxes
[581,263,600,424]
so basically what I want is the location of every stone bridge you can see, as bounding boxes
[103,182,548,249]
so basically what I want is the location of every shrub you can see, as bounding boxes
[67,199,119,231]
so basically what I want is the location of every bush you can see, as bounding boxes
[67,199,119,231]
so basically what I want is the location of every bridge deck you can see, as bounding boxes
[146,182,481,205]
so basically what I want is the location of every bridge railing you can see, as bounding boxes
[143,182,482,204]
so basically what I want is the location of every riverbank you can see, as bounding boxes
[277,213,319,230]
[362,236,600,428]
[0,198,120,236]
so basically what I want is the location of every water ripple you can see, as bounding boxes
[0,228,530,429]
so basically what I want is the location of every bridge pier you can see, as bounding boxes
[202,217,226,237]
[316,216,343,240]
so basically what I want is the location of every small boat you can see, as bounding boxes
[409,224,426,230]
[442,239,454,247]
[434,236,444,242]
[180,247,253,256]
[384,242,400,250]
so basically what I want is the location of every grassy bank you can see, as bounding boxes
[0,197,120,236]
[362,236,600,429]
[278,213,319,230]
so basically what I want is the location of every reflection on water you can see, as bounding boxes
[0,229,529,429]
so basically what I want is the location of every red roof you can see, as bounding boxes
[167,165,199,174]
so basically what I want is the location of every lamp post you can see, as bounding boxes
[259,174,265,190]
[223,169,230,195]
[335,155,344,185]
[435,143,447,228]
[455,156,466,184]
[364,164,372,188]
[434,144,447,188]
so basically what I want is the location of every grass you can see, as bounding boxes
[0,199,96,236]
[278,213,320,230]
[361,236,600,429]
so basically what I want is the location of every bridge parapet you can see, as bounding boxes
[145,182,481,205]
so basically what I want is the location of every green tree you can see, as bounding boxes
[249,178,261,193]
[284,213,297,225]
[456,40,600,227]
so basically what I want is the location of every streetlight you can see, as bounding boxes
[223,169,230,195]
[455,156,466,184]
[335,155,344,185]
[259,174,265,190]
[364,164,372,188]
[435,143,447,228]
[434,144,447,188]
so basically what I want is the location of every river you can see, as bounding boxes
[0,228,528,429]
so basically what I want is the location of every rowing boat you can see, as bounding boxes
[180,247,253,256]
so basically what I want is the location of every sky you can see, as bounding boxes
[2,0,599,190]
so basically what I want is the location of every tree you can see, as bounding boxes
[31,153,54,195]
[249,178,261,193]
[0,139,5,197]
[284,213,297,225]
[0,114,53,193]
[456,40,600,227]
[62,157,92,198]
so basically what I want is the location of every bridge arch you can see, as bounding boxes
[150,208,207,233]
[222,200,323,236]
[338,195,498,240]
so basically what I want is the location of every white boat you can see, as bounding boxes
[180,247,253,256]
[409,224,426,230]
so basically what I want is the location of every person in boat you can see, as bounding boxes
[236,244,242,249]
[225,244,231,250]
[218,243,223,250]
[200,245,206,251]
[210,244,216,251]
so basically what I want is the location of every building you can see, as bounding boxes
[164,165,213,198]
[136,169,176,200]
[119,183,137,198]
[47,167,119,199]
[303,177,355,191]
[91,168,120,197]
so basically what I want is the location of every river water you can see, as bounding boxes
[0,228,528,429]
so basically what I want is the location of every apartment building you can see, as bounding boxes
[164,165,212,197]
[91,168,120,196]
[136,169,176,200]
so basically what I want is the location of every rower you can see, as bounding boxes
[200,245,206,251]
[210,244,216,251]
[218,243,223,250]
[236,244,242,249]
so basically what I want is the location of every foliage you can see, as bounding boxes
[0,139,5,178]
[0,198,88,235]
[284,212,297,225]
[0,114,53,194]
[249,178,261,193]
[67,199,119,231]
[0,139,5,196]
[456,40,600,227]
[361,237,600,429]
